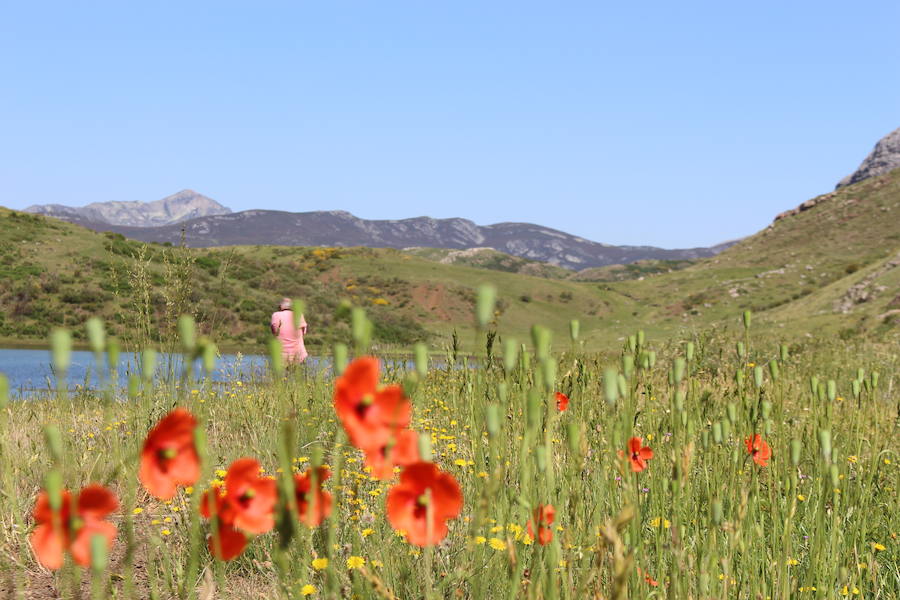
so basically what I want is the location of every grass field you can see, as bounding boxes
[0,302,897,599]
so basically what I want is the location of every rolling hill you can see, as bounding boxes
[2,166,898,352]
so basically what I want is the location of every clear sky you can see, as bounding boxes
[1,1,897,248]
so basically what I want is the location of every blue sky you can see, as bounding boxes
[1,1,897,247]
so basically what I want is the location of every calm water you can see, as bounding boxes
[0,347,290,395]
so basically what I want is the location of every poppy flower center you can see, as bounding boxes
[632,452,640,460]
[239,489,257,505]
[417,493,430,507]
[158,447,178,461]
[69,516,85,532]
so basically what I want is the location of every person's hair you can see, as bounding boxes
[279,297,292,311]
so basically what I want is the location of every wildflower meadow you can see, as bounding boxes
[0,294,897,599]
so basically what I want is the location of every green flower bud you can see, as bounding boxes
[475,284,496,329]
[51,328,72,375]
[141,349,157,382]
[790,439,801,466]
[826,380,836,402]
[686,341,695,361]
[780,344,789,362]
[535,445,548,472]
[502,337,518,374]
[332,343,348,376]
[85,317,106,356]
[418,433,433,462]
[818,429,832,463]
[712,422,723,444]
[178,315,197,353]
[753,366,764,388]
[486,404,500,438]
[569,319,580,342]
[768,359,779,382]
[414,343,428,379]
[742,310,752,330]
[531,325,551,361]
[603,368,618,405]
[90,533,108,574]
[673,358,686,384]
[268,339,284,375]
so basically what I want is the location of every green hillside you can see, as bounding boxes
[1,168,898,353]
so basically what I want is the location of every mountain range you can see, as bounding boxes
[22,126,898,270]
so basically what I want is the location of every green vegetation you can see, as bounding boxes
[1,169,899,353]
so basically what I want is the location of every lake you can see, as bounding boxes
[0,347,287,395]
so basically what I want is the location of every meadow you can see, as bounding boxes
[0,297,897,599]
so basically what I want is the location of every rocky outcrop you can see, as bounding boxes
[836,127,900,189]
[833,251,900,314]
[25,189,231,227]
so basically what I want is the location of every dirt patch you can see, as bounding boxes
[410,284,459,322]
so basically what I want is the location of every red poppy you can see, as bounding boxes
[386,462,463,547]
[30,484,118,569]
[555,392,569,412]
[216,458,278,534]
[745,434,772,467]
[363,428,421,480]
[626,437,653,472]
[139,408,200,500]
[199,484,248,561]
[637,567,659,587]
[526,504,555,545]
[334,357,412,451]
[294,467,333,527]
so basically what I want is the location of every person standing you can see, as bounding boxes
[270,298,308,364]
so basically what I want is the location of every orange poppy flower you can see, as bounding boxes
[294,467,333,527]
[139,408,200,500]
[745,434,772,467]
[363,428,421,480]
[555,392,570,412]
[386,462,463,547]
[199,484,248,561]
[30,484,118,569]
[637,567,659,587]
[526,504,555,545]
[627,437,653,472]
[216,458,278,534]
[334,357,412,451]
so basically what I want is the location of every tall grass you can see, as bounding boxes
[0,306,897,599]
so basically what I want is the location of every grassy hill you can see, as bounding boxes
[2,168,898,353]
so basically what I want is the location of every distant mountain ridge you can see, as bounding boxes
[62,207,731,270]
[25,189,231,227]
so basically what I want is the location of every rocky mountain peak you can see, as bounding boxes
[25,189,231,227]
[836,127,900,189]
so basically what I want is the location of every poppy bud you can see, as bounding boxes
[418,433,433,462]
[531,325,551,361]
[621,354,634,380]
[636,330,645,347]
[851,379,860,398]
[761,401,772,420]
[780,344,789,362]
[502,338,518,374]
[541,360,556,391]
[735,370,744,386]
[414,343,428,379]
[85,317,106,357]
[736,341,746,359]
[51,328,72,375]
[871,372,879,389]
[826,380,836,402]
[753,366,764,389]
[43,426,63,464]
[790,439,801,466]
[475,284,496,329]
[603,368,618,405]
[90,534,108,574]
[686,341,695,361]
[769,360,779,382]
[726,403,737,424]
[201,339,217,374]
[721,419,731,441]
[351,307,371,349]
[496,382,508,404]
[178,315,196,353]
[535,446,547,472]
[742,310,752,330]
[829,464,840,488]
[615,374,627,400]
[569,319,580,342]
[486,404,500,438]
[627,335,637,353]
[291,300,306,331]
[107,339,121,373]
[712,422,723,444]
[674,389,685,412]
[127,375,140,399]
[268,339,284,375]
[141,349,157,382]
[711,500,723,525]
[566,422,581,455]
[647,351,656,369]
[332,343,348,375]
[44,470,64,511]
[809,376,818,396]
[673,358,686,384]
[818,429,832,463]
[856,368,865,382]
